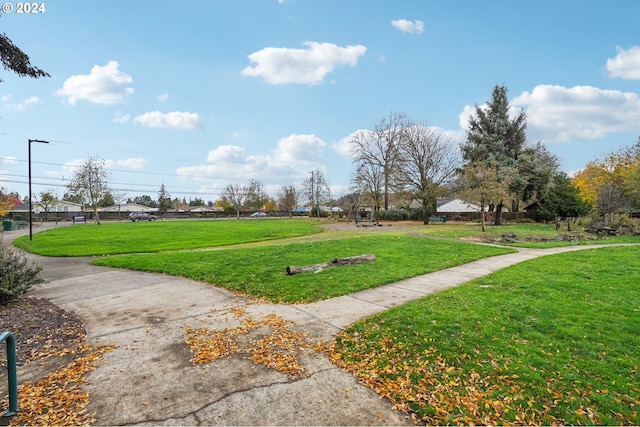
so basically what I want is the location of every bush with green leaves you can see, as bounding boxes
[377,208,410,221]
[516,217,536,224]
[0,244,43,303]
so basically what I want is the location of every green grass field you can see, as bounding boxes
[330,246,640,425]
[12,219,323,256]
[412,222,640,247]
[11,219,640,422]
[92,235,514,303]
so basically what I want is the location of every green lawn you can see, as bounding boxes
[330,245,640,425]
[413,222,640,248]
[12,219,323,256]
[92,235,515,303]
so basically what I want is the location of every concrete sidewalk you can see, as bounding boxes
[2,225,635,425]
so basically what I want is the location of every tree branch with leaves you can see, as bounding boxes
[0,13,49,82]
[457,160,515,231]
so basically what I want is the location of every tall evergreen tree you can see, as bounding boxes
[157,183,172,214]
[461,85,527,224]
[537,173,591,231]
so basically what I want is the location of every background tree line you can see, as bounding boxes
[4,83,638,227]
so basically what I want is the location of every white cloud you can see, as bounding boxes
[157,91,169,102]
[272,134,325,165]
[178,145,267,184]
[16,96,42,110]
[512,85,640,141]
[241,42,367,85]
[3,95,43,111]
[132,111,203,130]
[62,158,84,173]
[391,19,425,34]
[1,156,17,165]
[606,46,640,80]
[229,131,249,139]
[113,111,130,123]
[116,157,147,169]
[206,145,258,165]
[55,60,134,105]
[567,168,583,178]
[176,134,327,189]
[332,129,366,157]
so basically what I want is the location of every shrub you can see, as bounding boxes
[0,244,44,303]
[577,215,593,228]
[409,209,424,221]
[604,213,640,235]
[516,218,536,224]
[377,208,409,221]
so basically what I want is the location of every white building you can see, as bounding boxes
[101,203,158,213]
[437,198,486,213]
[35,200,83,214]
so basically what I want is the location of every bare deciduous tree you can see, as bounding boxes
[65,156,111,224]
[349,112,408,211]
[301,169,330,220]
[351,160,384,219]
[398,122,460,224]
[221,183,250,218]
[247,179,268,211]
[112,190,128,222]
[278,185,298,218]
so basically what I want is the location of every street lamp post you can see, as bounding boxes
[28,139,49,241]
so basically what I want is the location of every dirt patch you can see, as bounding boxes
[320,220,422,232]
[0,296,85,368]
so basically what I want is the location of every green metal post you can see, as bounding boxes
[0,332,18,417]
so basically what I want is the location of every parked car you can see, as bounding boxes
[129,212,158,221]
[250,211,268,218]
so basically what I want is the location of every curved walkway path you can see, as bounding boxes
[3,224,637,426]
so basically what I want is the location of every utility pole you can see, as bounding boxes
[28,139,49,240]
[309,170,314,219]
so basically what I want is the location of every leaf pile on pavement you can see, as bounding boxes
[1,343,115,426]
[185,307,321,378]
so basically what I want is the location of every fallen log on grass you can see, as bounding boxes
[286,254,376,275]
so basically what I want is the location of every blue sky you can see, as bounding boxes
[1,0,639,204]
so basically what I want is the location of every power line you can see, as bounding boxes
[3,172,225,191]
[0,177,224,197]
[0,156,223,181]
[0,132,206,165]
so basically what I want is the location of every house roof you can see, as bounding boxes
[11,200,83,212]
[101,203,157,212]
[189,206,213,212]
[437,199,484,213]
[409,198,486,212]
